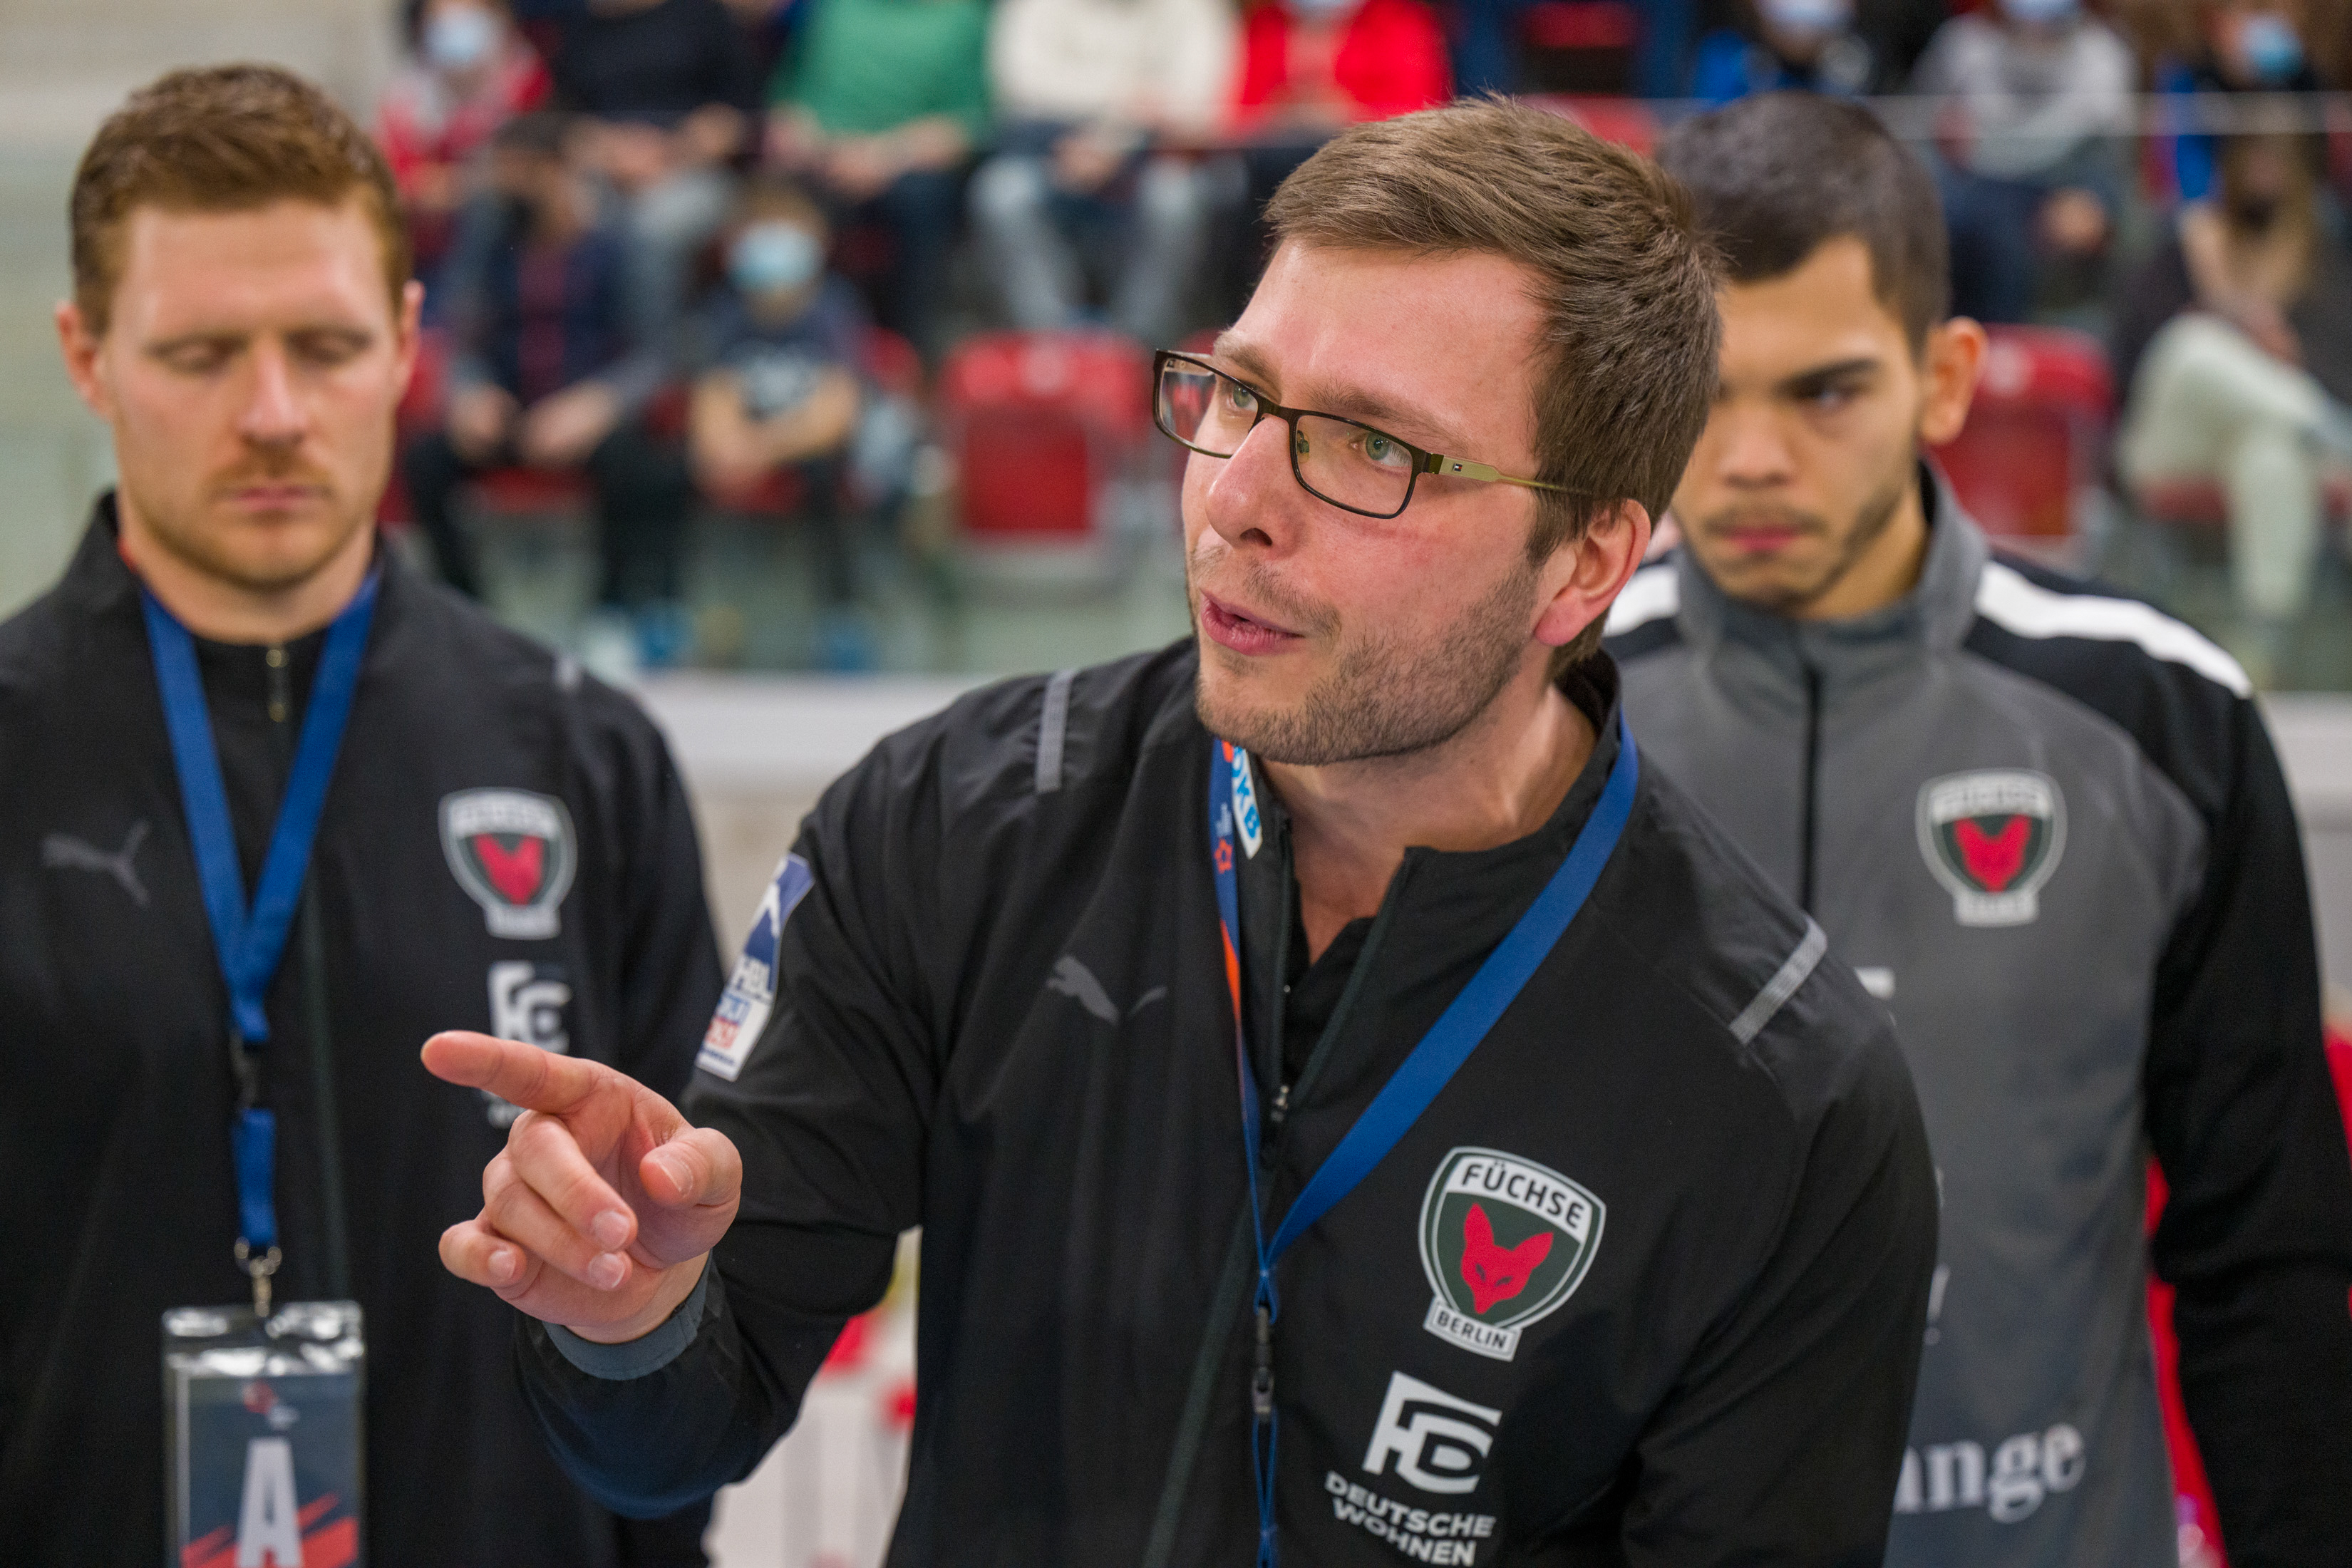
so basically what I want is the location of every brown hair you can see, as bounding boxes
[1656,93,1948,351]
[1264,99,1721,666]
[71,63,411,338]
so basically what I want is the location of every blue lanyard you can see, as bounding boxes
[142,572,379,1301]
[1205,711,1639,1567]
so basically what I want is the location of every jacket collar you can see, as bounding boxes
[1671,462,1990,702]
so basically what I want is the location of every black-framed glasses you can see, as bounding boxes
[1151,349,1572,520]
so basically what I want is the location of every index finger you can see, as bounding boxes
[421,1031,614,1113]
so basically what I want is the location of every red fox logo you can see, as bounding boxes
[473,834,547,902]
[1951,816,2031,892]
[1460,1203,1552,1315]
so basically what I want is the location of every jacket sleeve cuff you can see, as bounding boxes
[545,1266,711,1381]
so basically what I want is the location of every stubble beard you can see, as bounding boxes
[125,459,364,597]
[1701,456,1909,617]
[1190,551,1541,767]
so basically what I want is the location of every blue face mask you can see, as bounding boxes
[2239,13,2305,82]
[423,4,500,71]
[1998,0,2080,24]
[729,222,823,298]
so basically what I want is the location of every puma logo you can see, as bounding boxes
[1046,956,1167,1024]
[41,820,151,907]
[1460,1202,1552,1315]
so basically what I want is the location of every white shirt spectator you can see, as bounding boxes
[1912,9,2133,180]
[989,0,1239,133]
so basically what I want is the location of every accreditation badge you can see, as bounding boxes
[164,1301,364,1567]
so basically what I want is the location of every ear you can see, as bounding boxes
[1917,316,1986,448]
[1533,498,1651,654]
[53,299,114,421]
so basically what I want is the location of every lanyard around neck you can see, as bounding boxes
[1205,709,1640,1567]
[142,570,378,1305]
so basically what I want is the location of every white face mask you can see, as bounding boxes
[1998,0,2080,26]
[425,4,501,71]
[1760,0,1852,38]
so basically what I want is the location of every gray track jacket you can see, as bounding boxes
[1606,473,2352,1568]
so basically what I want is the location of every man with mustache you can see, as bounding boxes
[1611,91,2352,1567]
[425,99,1939,1564]
[0,66,721,1564]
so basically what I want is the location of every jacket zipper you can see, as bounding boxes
[266,641,353,1298]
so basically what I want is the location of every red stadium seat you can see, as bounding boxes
[1932,325,2114,563]
[937,330,1152,543]
[2132,475,2352,530]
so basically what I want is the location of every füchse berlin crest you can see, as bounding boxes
[1915,770,2066,927]
[440,788,577,939]
[1420,1147,1604,1361]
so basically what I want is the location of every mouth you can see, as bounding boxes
[1198,592,1304,656]
[220,480,331,513]
[1708,516,1817,558]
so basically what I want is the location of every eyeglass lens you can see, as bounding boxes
[1157,360,1418,516]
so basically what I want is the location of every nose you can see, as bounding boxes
[1200,414,1308,555]
[237,339,307,450]
[1711,403,1796,490]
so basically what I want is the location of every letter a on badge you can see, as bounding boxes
[237,1436,303,1567]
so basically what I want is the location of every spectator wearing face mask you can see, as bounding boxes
[403,113,694,643]
[1690,0,1884,102]
[765,0,991,360]
[686,180,874,665]
[968,0,1238,349]
[377,0,552,282]
[2114,132,2352,677]
[2159,1,2329,205]
[1910,0,2135,323]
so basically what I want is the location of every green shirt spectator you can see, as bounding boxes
[770,0,989,142]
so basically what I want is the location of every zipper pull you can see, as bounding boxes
[1269,1082,1291,1129]
[1251,1302,1275,1423]
[265,644,290,724]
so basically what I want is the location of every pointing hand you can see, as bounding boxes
[423,1031,741,1343]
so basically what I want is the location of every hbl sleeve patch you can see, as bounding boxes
[698,853,814,1081]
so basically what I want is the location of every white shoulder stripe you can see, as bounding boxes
[1605,563,1680,636]
[1974,562,2250,698]
[1730,920,1827,1046]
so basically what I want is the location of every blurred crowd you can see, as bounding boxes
[372,0,2352,677]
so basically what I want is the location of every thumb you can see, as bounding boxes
[639,1127,743,1209]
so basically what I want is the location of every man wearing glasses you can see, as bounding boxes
[427,100,1940,1563]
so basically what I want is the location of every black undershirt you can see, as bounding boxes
[1281,905,1371,1086]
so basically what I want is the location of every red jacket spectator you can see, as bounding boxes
[1233,0,1450,128]
[377,5,551,210]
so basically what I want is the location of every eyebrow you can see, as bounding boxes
[1209,332,1466,453]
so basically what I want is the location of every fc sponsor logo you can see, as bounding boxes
[1419,1147,1604,1361]
[440,788,576,939]
[480,961,572,1128]
[1363,1371,1501,1495]
[1894,1422,2085,1524]
[1915,770,2065,927]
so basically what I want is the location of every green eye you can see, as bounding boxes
[1359,431,1410,469]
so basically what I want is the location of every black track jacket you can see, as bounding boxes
[517,642,1942,1566]
[0,500,723,1566]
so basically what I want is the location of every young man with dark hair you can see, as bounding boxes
[1,64,721,1565]
[1619,89,2352,1568]
[425,99,1940,1564]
